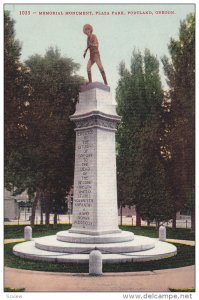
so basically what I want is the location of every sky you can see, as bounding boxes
[5,3,195,99]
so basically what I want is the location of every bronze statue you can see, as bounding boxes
[83,24,108,85]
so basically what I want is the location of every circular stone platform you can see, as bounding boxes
[13,234,177,264]
[35,234,154,253]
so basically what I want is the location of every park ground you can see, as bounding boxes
[4,264,195,292]
[4,225,195,292]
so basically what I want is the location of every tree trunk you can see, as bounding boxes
[54,212,58,227]
[191,209,195,232]
[120,205,123,226]
[30,190,41,226]
[172,212,177,229]
[45,192,51,226]
[147,220,150,227]
[156,220,160,229]
[136,207,141,227]
[40,203,43,225]
[45,211,50,226]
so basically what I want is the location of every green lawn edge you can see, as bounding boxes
[4,287,26,292]
[4,225,195,273]
[4,242,195,273]
[169,288,195,292]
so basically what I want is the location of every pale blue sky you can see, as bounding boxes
[5,3,195,98]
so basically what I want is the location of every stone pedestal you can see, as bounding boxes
[69,82,122,236]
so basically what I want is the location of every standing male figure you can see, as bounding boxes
[83,24,108,85]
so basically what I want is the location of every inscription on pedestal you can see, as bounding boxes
[69,84,122,235]
[73,129,96,230]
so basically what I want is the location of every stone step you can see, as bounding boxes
[34,235,155,254]
[56,230,134,244]
[13,238,177,264]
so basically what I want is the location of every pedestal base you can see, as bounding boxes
[59,230,133,243]
[13,234,177,264]
[68,228,122,236]
[35,235,154,254]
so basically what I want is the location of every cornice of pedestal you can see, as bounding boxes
[80,82,110,93]
[72,113,120,131]
[70,110,121,121]
[70,82,121,129]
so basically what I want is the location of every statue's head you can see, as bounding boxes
[83,24,93,36]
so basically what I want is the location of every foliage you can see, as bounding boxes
[116,49,173,223]
[4,10,85,218]
[23,48,84,196]
[24,48,84,218]
[161,13,195,215]
[4,10,32,195]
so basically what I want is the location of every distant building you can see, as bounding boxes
[118,205,136,216]
[4,189,19,220]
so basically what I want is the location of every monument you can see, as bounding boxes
[69,82,120,236]
[13,83,177,264]
[57,82,134,244]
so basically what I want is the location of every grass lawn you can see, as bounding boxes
[4,224,71,239]
[4,224,195,273]
[4,224,195,240]
[4,242,195,273]
[119,225,195,240]
[169,288,195,292]
[4,287,25,292]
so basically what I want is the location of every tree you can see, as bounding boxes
[4,10,34,199]
[4,10,22,149]
[116,49,173,225]
[24,48,84,225]
[4,10,85,226]
[162,13,195,230]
